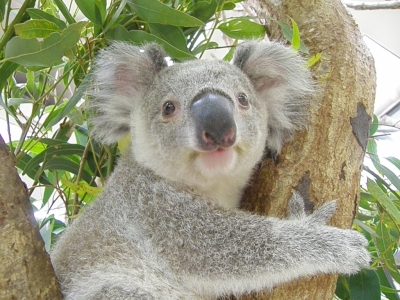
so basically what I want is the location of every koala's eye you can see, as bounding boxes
[162,101,176,117]
[237,93,249,108]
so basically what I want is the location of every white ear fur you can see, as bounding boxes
[87,42,167,144]
[233,41,314,153]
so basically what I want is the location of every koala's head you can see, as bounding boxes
[88,41,313,198]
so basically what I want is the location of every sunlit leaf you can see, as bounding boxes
[218,18,265,40]
[307,52,322,68]
[106,25,193,60]
[368,179,400,224]
[75,0,106,25]
[5,22,87,67]
[369,114,379,136]
[53,0,76,24]
[44,157,92,183]
[15,19,60,39]
[24,143,86,176]
[127,0,204,27]
[376,220,400,283]
[290,18,300,51]
[27,8,67,29]
[149,24,189,53]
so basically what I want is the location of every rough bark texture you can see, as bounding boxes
[0,135,62,300]
[239,0,376,299]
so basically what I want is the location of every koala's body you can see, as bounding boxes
[50,41,370,299]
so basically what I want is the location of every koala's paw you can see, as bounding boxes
[325,227,371,275]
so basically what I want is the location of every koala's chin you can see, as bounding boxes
[194,147,237,176]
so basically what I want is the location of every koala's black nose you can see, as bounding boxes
[191,93,236,150]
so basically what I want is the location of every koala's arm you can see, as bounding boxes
[135,180,370,297]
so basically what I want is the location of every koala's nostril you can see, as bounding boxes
[202,128,236,148]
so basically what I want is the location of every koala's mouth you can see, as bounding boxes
[194,147,237,175]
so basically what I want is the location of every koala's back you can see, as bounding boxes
[51,154,200,299]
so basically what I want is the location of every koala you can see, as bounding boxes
[50,41,370,299]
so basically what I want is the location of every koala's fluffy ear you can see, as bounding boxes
[87,42,168,144]
[233,41,314,153]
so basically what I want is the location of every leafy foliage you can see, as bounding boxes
[335,118,400,300]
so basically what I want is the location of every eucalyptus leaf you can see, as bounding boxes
[376,220,400,283]
[290,18,300,51]
[5,22,87,67]
[75,0,106,26]
[44,157,92,183]
[218,18,265,40]
[127,0,204,27]
[191,41,219,56]
[7,98,34,106]
[52,0,76,24]
[369,114,379,136]
[149,24,189,53]
[367,179,400,224]
[15,19,60,39]
[106,26,193,60]
[0,0,5,22]
[16,152,51,185]
[27,8,67,29]
[23,143,86,176]
[187,0,217,22]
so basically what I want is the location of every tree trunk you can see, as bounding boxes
[0,135,62,300]
[239,0,376,299]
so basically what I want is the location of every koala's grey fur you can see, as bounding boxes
[50,41,370,299]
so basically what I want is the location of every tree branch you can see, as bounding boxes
[343,1,400,10]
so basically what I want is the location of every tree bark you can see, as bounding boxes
[0,135,62,300]
[240,0,376,299]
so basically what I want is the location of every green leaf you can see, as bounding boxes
[16,152,51,185]
[191,41,218,56]
[5,22,87,67]
[386,157,400,171]
[290,18,300,51]
[75,0,106,26]
[14,19,60,39]
[273,19,309,54]
[46,76,88,128]
[7,98,34,106]
[336,270,381,300]
[376,220,400,283]
[335,275,351,300]
[369,114,379,136]
[307,52,322,68]
[377,162,400,191]
[106,26,194,60]
[53,0,76,24]
[349,270,381,300]
[149,24,188,53]
[222,40,238,62]
[218,18,265,40]
[187,0,217,22]
[354,219,378,238]
[0,0,6,22]
[67,107,84,125]
[0,61,19,92]
[23,143,86,176]
[44,157,92,183]
[27,8,67,29]
[368,179,400,224]
[127,0,204,27]
[376,268,399,300]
